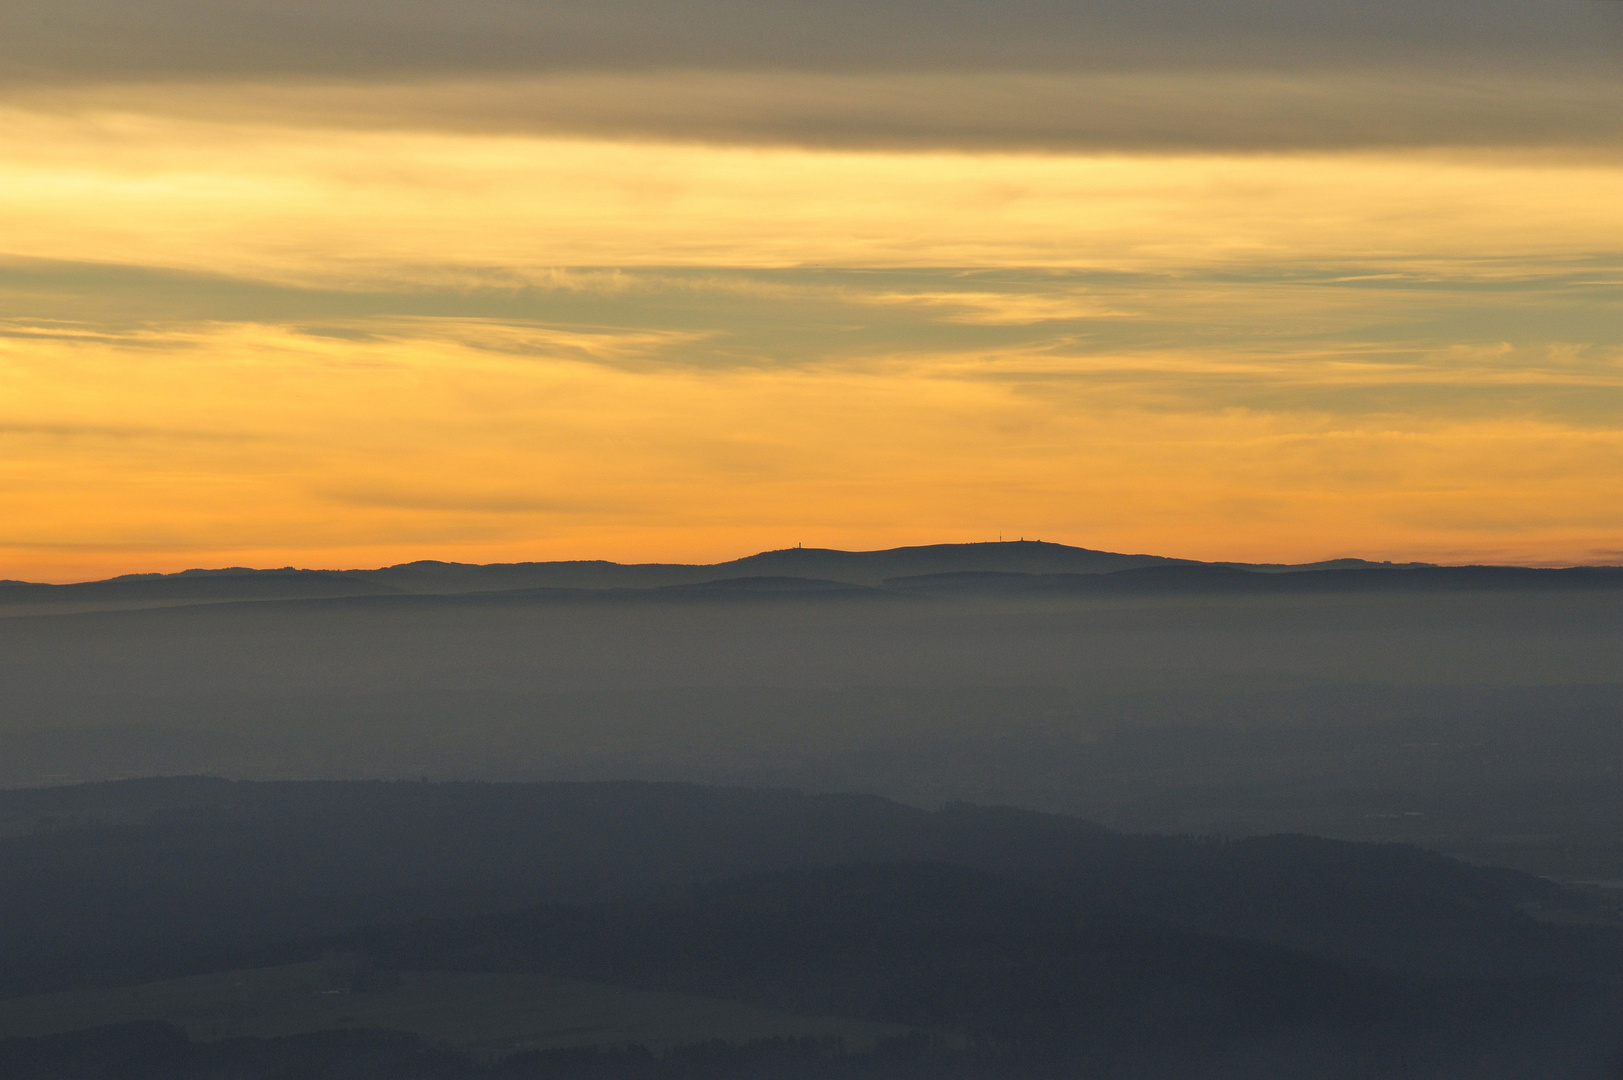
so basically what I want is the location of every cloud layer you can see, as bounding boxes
[4,264,1621,580]
[9,1,1623,152]
[3,1,1621,576]
[10,0,1621,80]
[5,111,1622,285]
[14,71,1623,154]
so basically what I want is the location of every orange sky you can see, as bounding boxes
[3,83,1622,581]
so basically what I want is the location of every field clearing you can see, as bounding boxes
[0,963,924,1059]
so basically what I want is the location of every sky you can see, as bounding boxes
[3,0,1622,581]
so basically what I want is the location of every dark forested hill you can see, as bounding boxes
[325,861,1623,1077]
[2,779,1622,1076]
[0,779,1615,991]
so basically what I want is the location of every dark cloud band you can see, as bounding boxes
[6,0,1621,82]
[13,70,1623,153]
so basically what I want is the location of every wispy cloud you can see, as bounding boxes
[14,72,1623,154]
[373,318,710,367]
[6,109,1623,290]
[4,308,1622,581]
[0,421,261,443]
[3,0,1621,578]
[318,484,635,516]
[6,0,1618,86]
[853,290,1135,326]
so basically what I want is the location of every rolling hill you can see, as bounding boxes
[0,541,1449,616]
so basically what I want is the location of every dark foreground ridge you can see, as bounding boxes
[1,779,1621,1077]
[1,1026,976,1080]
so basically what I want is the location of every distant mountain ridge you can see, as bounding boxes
[7,541,1622,617]
[0,541,1445,613]
[883,563,1623,597]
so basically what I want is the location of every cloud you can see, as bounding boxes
[6,0,1620,83]
[4,308,1623,581]
[6,110,1623,288]
[5,1,1622,153]
[375,318,711,367]
[854,289,1134,325]
[0,317,206,349]
[317,485,630,516]
[12,70,1623,154]
[0,421,259,444]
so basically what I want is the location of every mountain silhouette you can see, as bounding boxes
[0,541,1451,614]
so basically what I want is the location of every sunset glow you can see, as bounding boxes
[5,9,1623,579]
